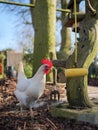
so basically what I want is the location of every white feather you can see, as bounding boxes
[14,62,47,109]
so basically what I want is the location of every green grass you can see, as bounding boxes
[24,64,33,78]
[0,74,3,79]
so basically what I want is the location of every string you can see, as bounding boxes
[74,0,78,66]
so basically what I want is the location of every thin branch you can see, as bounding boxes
[46,118,57,130]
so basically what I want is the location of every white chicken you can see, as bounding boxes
[14,59,52,117]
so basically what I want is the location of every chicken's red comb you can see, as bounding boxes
[41,58,52,68]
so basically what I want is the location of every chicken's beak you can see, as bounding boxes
[44,65,51,74]
[45,65,50,71]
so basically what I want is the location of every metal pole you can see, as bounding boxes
[0,1,71,13]
[56,8,71,13]
[0,0,35,7]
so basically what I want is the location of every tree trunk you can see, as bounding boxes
[57,0,71,60]
[30,0,56,81]
[66,0,98,108]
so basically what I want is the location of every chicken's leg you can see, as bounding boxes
[16,102,23,113]
[30,107,34,118]
[20,104,23,113]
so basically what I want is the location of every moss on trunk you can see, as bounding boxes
[66,0,98,108]
[30,0,56,81]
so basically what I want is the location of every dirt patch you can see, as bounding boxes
[0,79,98,130]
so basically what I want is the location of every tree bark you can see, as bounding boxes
[30,0,56,80]
[66,0,98,108]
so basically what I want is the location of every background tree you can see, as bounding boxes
[57,0,72,60]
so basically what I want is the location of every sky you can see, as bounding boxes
[0,0,31,52]
[0,12,19,51]
[0,0,85,52]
